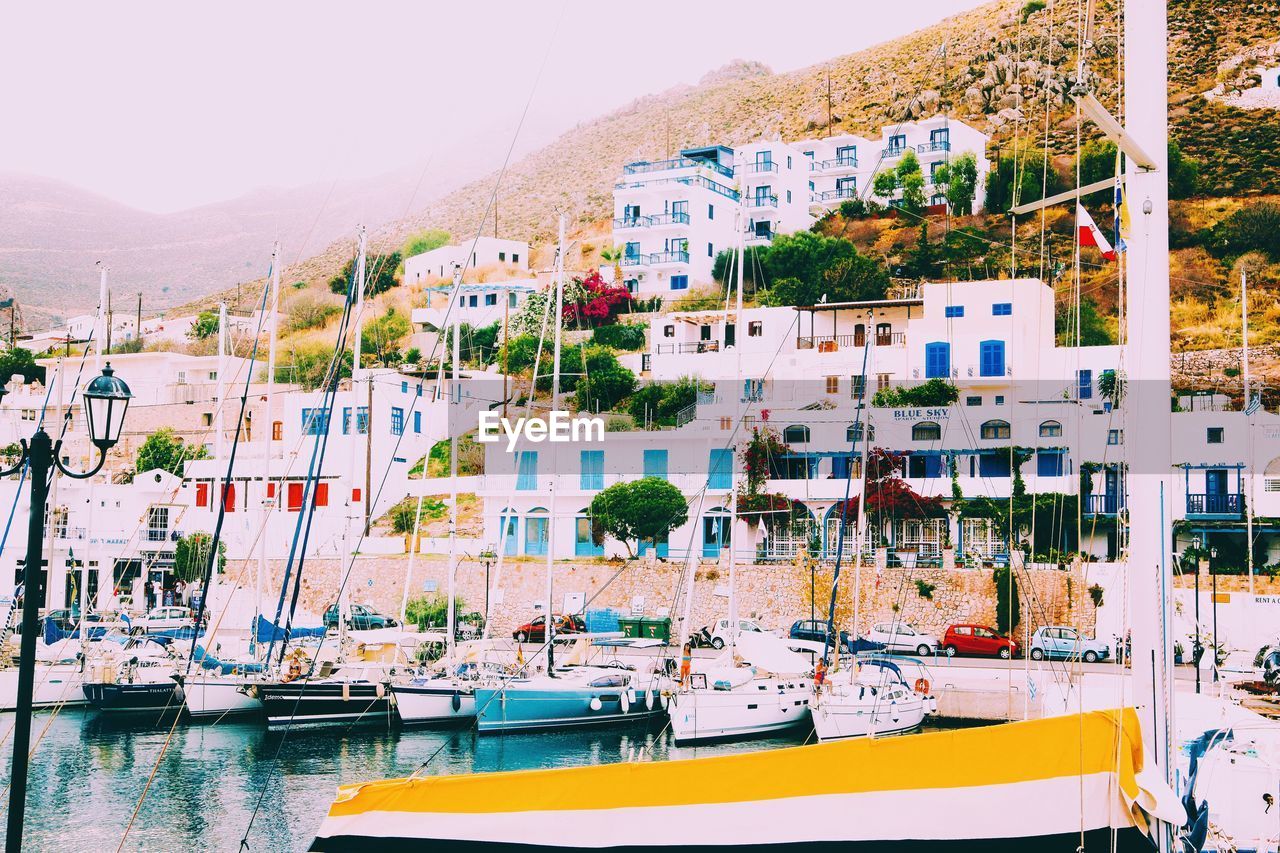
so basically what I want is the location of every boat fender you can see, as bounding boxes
[376,683,385,698]
[914,678,930,694]
[646,688,655,709]
[451,691,462,712]
[343,683,351,702]
[589,697,603,712]
[659,691,669,710]
[620,692,631,714]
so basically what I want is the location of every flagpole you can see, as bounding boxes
[1243,268,1255,597]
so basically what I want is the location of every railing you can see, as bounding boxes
[647,250,689,265]
[818,155,858,170]
[656,341,721,355]
[797,332,905,350]
[612,212,689,229]
[917,140,951,153]
[812,188,858,202]
[740,161,778,174]
[1085,493,1123,515]
[1186,493,1243,515]
[621,254,644,266]
[882,146,907,158]
[674,402,697,427]
[746,194,778,208]
[614,175,740,201]
[623,155,734,179]
[876,331,906,347]
[56,527,86,541]
[746,231,774,243]
[145,527,169,543]
[697,390,719,405]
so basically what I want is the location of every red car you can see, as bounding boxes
[943,624,1019,659]
[511,614,585,643]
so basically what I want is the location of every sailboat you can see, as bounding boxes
[312,2,1195,847]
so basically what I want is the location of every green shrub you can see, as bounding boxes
[591,323,646,351]
[915,579,936,600]
[993,564,1021,635]
[871,378,959,408]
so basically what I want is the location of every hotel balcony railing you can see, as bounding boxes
[612,212,690,229]
[1085,493,1123,515]
[614,175,740,201]
[648,249,689,265]
[622,156,734,179]
[882,146,907,158]
[917,140,952,153]
[740,161,779,174]
[817,155,858,170]
[1186,493,1243,516]
[746,231,774,243]
[621,254,644,266]
[746,194,778,208]
[655,341,721,355]
[796,331,906,350]
[811,188,858,203]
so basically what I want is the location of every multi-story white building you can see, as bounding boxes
[403,237,529,286]
[409,281,536,349]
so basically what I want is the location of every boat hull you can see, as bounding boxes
[391,682,475,725]
[811,692,928,741]
[473,682,665,733]
[83,681,181,713]
[0,664,86,710]
[259,681,393,728]
[181,677,263,719]
[668,677,811,744]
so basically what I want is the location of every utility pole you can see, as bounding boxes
[135,292,142,345]
[105,289,113,354]
[826,66,833,137]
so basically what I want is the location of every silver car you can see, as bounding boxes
[865,621,939,656]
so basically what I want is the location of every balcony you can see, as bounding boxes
[1084,493,1123,516]
[746,230,774,244]
[621,254,645,267]
[917,140,951,154]
[740,161,779,174]
[811,188,858,204]
[612,212,689,230]
[797,332,906,351]
[655,341,721,355]
[746,194,778,209]
[614,174,740,201]
[882,146,907,159]
[816,155,858,172]
[1186,493,1244,518]
[622,155,734,180]
[647,250,689,266]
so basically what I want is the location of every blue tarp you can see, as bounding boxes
[252,615,325,644]
[192,645,265,676]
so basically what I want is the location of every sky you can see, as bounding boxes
[0,0,991,213]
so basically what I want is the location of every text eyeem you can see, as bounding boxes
[477,411,605,452]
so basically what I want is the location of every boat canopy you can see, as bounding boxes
[253,615,325,644]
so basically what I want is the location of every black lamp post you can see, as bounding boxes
[3,363,131,853]
[1210,545,1219,684]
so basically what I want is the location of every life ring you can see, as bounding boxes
[914,678,930,694]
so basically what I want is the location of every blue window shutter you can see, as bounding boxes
[643,449,668,480]
[708,449,733,490]
[1078,369,1093,399]
[1037,451,1064,477]
[992,302,1012,316]
[516,451,538,490]
[580,450,604,490]
[944,305,964,318]
[980,340,1005,377]
[342,407,351,435]
[978,453,1011,478]
[925,342,950,379]
[413,411,422,433]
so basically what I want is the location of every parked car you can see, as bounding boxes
[1029,626,1109,662]
[512,614,585,643]
[135,606,194,632]
[707,618,769,650]
[865,621,939,656]
[943,624,1019,659]
[323,603,398,631]
[788,619,885,654]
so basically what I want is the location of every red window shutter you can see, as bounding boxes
[267,482,276,498]
[351,488,362,503]
[287,482,303,511]
[222,483,236,513]
[196,482,209,508]
[313,482,329,507]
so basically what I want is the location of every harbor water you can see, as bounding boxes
[0,709,977,851]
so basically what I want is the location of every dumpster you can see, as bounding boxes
[619,618,644,639]
[639,617,672,643]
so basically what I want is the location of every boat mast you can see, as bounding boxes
[446,260,462,662]
[256,243,281,646]
[216,303,227,466]
[727,196,745,659]
[546,215,565,675]
[340,227,367,649]
[1242,268,1255,597]
[1123,0,1175,843]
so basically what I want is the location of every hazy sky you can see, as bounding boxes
[2,1,989,213]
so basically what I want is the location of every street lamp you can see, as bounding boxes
[2,363,131,853]
[1210,545,1219,684]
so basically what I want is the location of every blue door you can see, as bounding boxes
[574,515,603,557]
[500,513,518,556]
[638,536,669,558]
[525,513,548,556]
[703,514,730,558]
[643,449,668,481]
[1205,469,1228,513]
[924,342,950,379]
[708,449,733,490]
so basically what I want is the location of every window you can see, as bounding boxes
[944,305,964,318]
[994,395,1005,406]
[786,190,792,204]
[221,482,236,513]
[509,292,518,308]
[847,423,874,443]
[747,321,763,337]
[1108,429,1123,445]
[663,325,674,338]
[1037,451,1064,477]
[981,419,1011,440]
[708,242,714,257]
[643,449,668,480]
[825,376,840,394]
[924,342,950,378]
[498,252,506,262]
[979,340,1006,377]
[469,294,479,307]
[670,275,689,291]
[391,407,405,436]
[287,482,304,511]
[302,408,329,435]
[512,254,519,264]
[202,412,213,427]
[342,407,369,435]
[580,450,604,490]
[851,375,866,398]
[708,449,733,490]
[272,420,282,441]
[195,482,209,508]
[913,421,942,441]
[708,204,715,220]
[485,293,497,306]
[783,425,811,443]
[516,451,538,490]
[786,155,792,169]
[1078,369,1093,400]
[1039,420,1063,438]
[966,396,982,407]
[401,381,409,393]
[877,373,892,392]
[413,411,422,433]
[313,482,329,508]
[992,303,1012,316]
[1207,427,1224,444]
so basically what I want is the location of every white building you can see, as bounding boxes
[403,237,529,286]
[409,281,536,350]
[1260,65,1280,90]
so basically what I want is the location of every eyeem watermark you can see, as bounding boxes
[477,411,604,452]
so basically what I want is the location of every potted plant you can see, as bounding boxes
[1174,641,1184,665]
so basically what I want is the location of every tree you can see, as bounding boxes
[598,246,626,292]
[562,270,633,327]
[1216,202,1280,261]
[329,251,402,297]
[934,151,979,215]
[136,427,207,476]
[993,563,1020,635]
[752,231,889,306]
[902,222,941,279]
[401,229,451,259]
[277,341,352,389]
[1079,139,1198,199]
[0,347,43,385]
[173,532,226,584]
[405,593,465,631]
[896,150,927,213]
[286,292,342,332]
[188,310,219,340]
[572,346,636,412]
[589,478,689,557]
[625,376,702,428]
[365,306,411,364]
[984,150,1067,214]
[1167,141,1200,200]
[1055,296,1113,346]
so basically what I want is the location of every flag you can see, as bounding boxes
[1113,167,1129,255]
[1077,203,1117,261]
[1246,395,1262,416]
